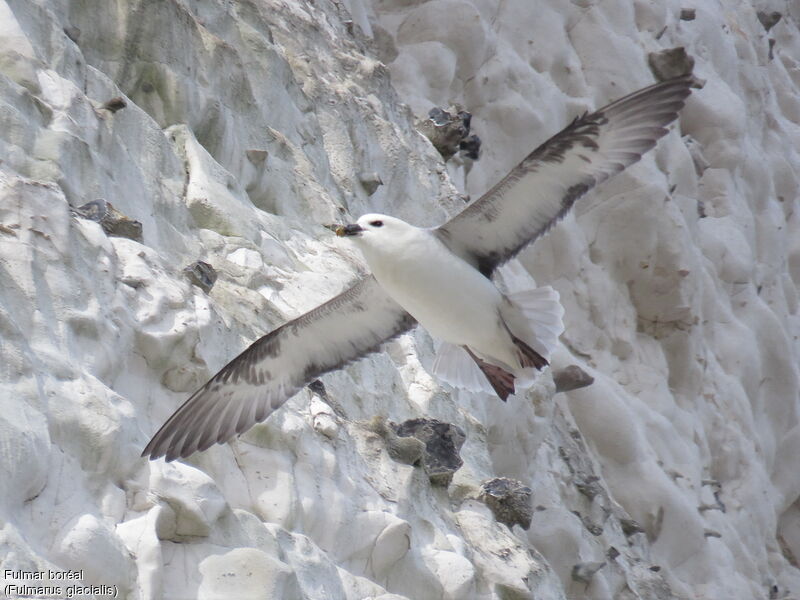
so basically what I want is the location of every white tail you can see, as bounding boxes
[505,285,564,360]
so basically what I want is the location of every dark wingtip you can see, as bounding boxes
[141,434,171,462]
[141,442,155,460]
[141,446,162,461]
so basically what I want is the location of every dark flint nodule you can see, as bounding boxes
[102,97,127,113]
[757,11,781,32]
[391,418,466,486]
[648,47,703,88]
[620,517,645,537]
[72,199,143,242]
[184,261,218,294]
[418,107,478,161]
[479,477,534,530]
[459,134,481,160]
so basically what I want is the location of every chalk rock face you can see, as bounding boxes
[0,0,798,599]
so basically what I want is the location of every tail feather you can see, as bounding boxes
[503,285,565,362]
[431,275,565,400]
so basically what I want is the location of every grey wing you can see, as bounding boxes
[437,75,693,276]
[142,276,416,461]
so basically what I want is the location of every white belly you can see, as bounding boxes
[366,233,511,358]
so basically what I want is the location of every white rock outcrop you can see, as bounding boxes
[1,0,799,598]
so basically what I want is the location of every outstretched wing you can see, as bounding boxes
[142,276,415,461]
[437,76,692,276]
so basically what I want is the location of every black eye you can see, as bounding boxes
[370,220,384,228]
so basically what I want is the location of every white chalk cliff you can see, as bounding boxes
[1,0,799,598]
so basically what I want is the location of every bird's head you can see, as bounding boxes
[336,213,414,247]
[335,213,421,268]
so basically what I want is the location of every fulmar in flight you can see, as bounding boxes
[143,76,692,461]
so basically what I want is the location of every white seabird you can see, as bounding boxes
[335,214,561,399]
[143,75,693,461]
